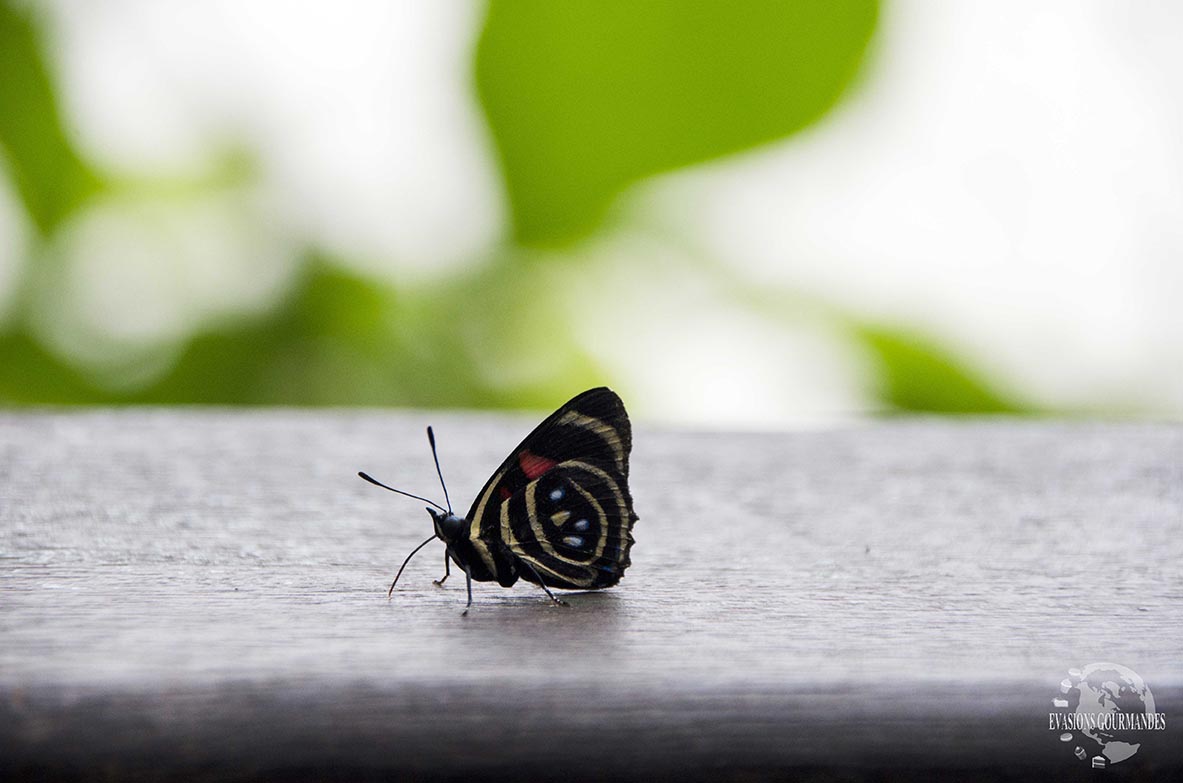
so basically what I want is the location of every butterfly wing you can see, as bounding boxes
[463,387,637,590]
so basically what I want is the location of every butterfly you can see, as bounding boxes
[360,387,637,613]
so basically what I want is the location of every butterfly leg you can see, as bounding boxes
[517,559,569,607]
[433,553,450,587]
[461,564,474,616]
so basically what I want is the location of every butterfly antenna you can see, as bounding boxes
[357,472,446,513]
[388,534,437,598]
[426,426,452,514]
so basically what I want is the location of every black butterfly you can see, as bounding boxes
[360,387,637,612]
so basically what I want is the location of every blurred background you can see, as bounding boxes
[1,0,1179,426]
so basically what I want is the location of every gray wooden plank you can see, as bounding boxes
[1,410,1181,780]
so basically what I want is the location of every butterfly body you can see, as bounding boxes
[429,507,519,587]
[368,387,637,610]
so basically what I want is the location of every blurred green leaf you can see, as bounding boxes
[0,257,606,409]
[0,331,121,404]
[0,1,102,235]
[856,325,1030,414]
[476,0,878,246]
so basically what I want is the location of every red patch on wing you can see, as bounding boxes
[518,450,557,480]
[498,486,512,501]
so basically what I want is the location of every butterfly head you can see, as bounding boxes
[428,507,466,544]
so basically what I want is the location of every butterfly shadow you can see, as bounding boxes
[467,588,625,625]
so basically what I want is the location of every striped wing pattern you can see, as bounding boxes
[464,387,637,589]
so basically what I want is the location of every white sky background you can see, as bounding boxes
[645,1,1183,417]
[1,0,1179,423]
[43,0,502,277]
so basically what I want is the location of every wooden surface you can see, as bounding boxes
[1,409,1181,780]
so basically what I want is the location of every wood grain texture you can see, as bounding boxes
[1,410,1181,781]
